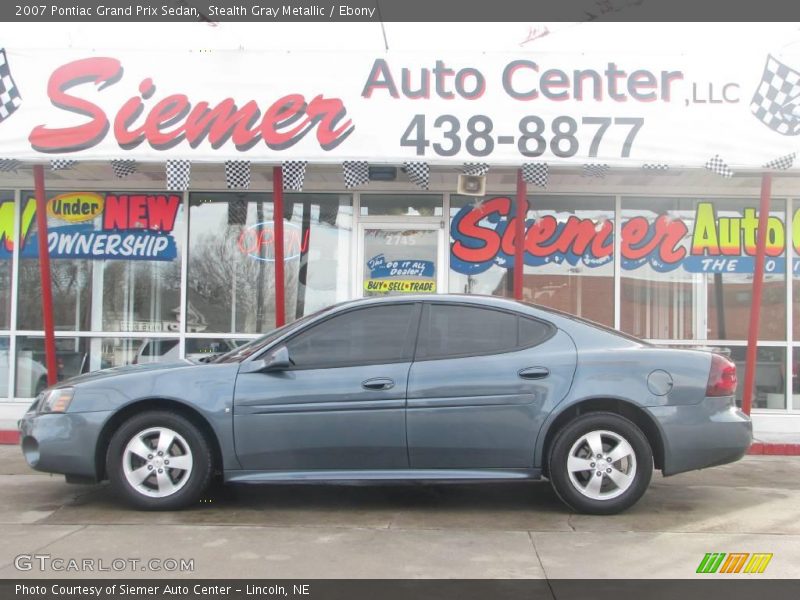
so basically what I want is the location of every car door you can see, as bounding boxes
[406,303,577,469]
[233,302,421,470]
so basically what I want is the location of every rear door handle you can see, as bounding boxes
[361,377,395,391]
[518,367,550,380]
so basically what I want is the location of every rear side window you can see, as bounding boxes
[286,304,419,369]
[417,304,554,360]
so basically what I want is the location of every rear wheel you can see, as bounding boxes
[548,412,652,515]
[106,411,212,510]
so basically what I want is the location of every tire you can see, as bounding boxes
[548,412,653,515]
[106,410,213,510]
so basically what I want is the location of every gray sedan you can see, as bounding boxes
[18,295,752,514]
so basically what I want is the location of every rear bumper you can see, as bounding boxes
[18,409,110,480]
[647,397,752,476]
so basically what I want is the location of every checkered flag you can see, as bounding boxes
[0,49,22,124]
[643,163,670,171]
[225,160,251,189]
[521,163,548,187]
[0,158,21,172]
[110,159,137,179]
[763,151,796,170]
[282,161,307,191]
[166,159,192,191]
[342,161,369,188]
[750,55,800,136]
[463,163,490,177]
[705,154,734,178]
[404,161,429,190]
[583,163,609,178]
[50,159,76,171]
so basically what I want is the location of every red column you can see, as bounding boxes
[33,165,58,387]
[272,166,286,328]
[514,169,527,300]
[742,173,773,415]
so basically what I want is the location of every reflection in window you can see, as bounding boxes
[0,337,9,398]
[188,192,351,333]
[621,197,786,341]
[15,191,184,333]
[14,336,178,397]
[522,196,614,326]
[360,194,443,217]
[727,346,786,410]
[449,195,515,298]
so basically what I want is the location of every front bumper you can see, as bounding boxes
[18,409,111,480]
[648,397,752,476]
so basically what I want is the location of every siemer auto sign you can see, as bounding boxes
[0,46,799,167]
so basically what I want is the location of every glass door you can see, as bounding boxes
[357,223,445,297]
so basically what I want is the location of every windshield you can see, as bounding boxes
[213,303,343,363]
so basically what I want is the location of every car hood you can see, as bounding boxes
[62,360,199,386]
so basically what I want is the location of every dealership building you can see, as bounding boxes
[1,23,800,437]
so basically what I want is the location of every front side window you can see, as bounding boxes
[286,304,418,369]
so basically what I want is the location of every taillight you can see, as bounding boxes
[706,353,737,397]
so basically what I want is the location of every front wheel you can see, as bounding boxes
[106,411,213,510]
[548,412,653,515]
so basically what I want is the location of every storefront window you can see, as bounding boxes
[14,336,178,397]
[188,192,351,333]
[360,194,442,217]
[727,346,786,410]
[0,337,9,399]
[522,196,614,326]
[0,191,14,330]
[449,195,516,297]
[16,191,184,333]
[621,197,786,341]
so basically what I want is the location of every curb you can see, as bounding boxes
[748,442,800,456]
[0,431,20,445]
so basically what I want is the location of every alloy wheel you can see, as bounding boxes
[566,429,637,501]
[122,426,194,498]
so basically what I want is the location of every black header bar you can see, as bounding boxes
[2,0,800,22]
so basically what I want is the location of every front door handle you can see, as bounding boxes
[362,377,395,391]
[518,367,550,380]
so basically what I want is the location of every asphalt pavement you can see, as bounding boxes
[0,445,798,579]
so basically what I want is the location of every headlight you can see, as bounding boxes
[38,388,75,414]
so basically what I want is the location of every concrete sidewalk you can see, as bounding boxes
[0,446,798,579]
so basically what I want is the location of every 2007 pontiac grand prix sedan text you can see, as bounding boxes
[19,295,752,514]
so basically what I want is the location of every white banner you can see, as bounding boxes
[1,47,800,168]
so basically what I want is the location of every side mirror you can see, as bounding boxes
[240,346,292,374]
[264,346,292,372]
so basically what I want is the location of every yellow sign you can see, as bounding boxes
[364,279,436,293]
[46,192,104,223]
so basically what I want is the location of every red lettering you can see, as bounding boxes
[451,197,510,263]
[129,195,147,228]
[147,195,180,232]
[103,195,128,229]
[524,215,559,257]
[655,216,688,263]
[29,57,121,152]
